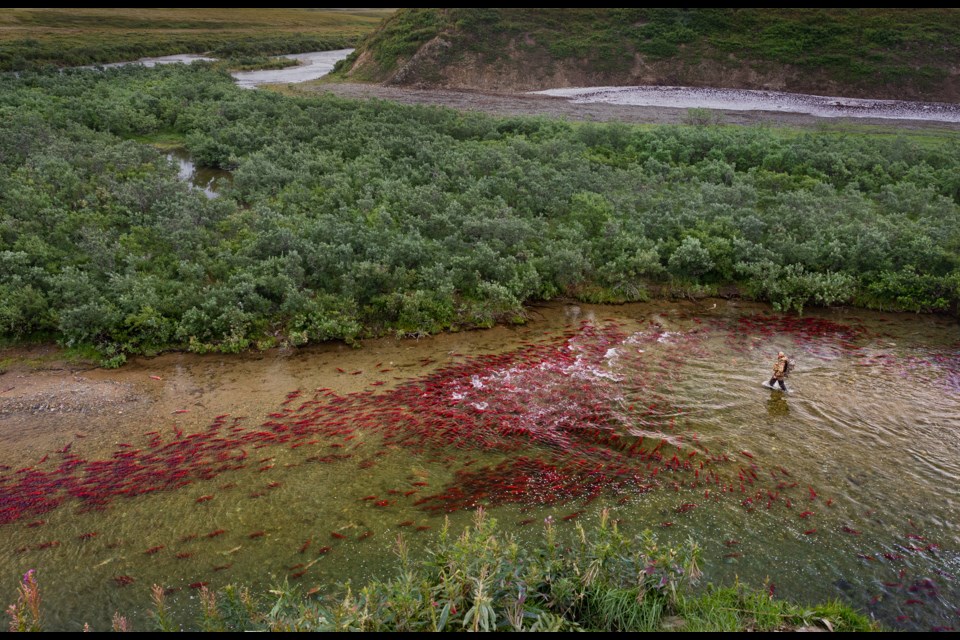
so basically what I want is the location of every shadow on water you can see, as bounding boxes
[767,393,790,417]
[0,300,958,631]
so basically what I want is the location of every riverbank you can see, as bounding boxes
[294,81,960,135]
[7,508,879,632]
[329,9,960,104]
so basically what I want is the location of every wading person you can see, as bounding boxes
[767,351,792,391]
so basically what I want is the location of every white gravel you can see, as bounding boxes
[532,85,960,123]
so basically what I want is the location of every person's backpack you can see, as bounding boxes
[783,358,793,375]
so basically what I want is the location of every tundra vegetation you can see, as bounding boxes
[1,63,958,365]
[0,8,393,72]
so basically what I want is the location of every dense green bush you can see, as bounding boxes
[0,64,958,362]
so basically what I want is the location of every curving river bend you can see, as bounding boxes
[0,300,957,631]
[92,49,960,125]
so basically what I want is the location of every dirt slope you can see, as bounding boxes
[332,9,960,103]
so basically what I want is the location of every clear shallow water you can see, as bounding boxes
[533,86,960,123]
[0,300,958,631]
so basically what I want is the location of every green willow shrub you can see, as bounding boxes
[668,237,715,280]
[865,268,955,312]
[0,64,958,362]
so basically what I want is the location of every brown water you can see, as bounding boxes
[0,300,958,631]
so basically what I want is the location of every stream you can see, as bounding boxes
[0,300,957,631]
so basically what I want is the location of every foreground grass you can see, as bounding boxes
[8,510,880,632]
[0,8,394,71]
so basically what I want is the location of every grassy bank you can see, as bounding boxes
[7,510,879,632]
[1,64,958,365]
[331,9,960,101]
[0,8,394,71]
